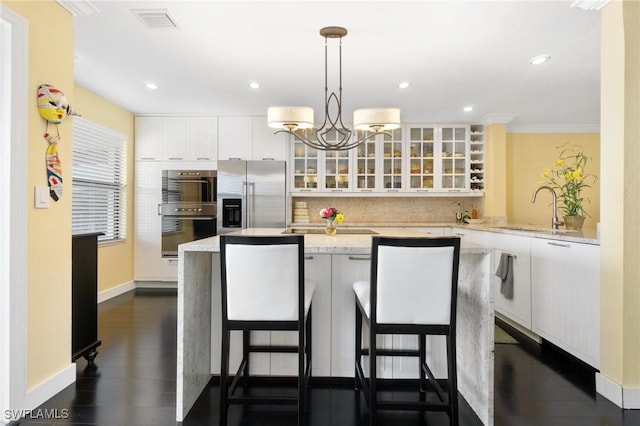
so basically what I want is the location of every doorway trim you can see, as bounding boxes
[0,4,28,424]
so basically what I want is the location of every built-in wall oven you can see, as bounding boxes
[161,170,216,257]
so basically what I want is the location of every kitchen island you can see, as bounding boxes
[176,228,493,424]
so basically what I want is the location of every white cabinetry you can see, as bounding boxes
[491,233,532,329]
[251,116,288,161]
[135,116,217,162]
[218,116,252,160]
[135,117,162,161]
[134,162,162,280]
[331,254,393,378]
[531,238,600,368]
[269,254,332,376]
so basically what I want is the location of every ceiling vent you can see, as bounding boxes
[131,9,178,29]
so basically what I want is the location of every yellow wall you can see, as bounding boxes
[506,133,600,229]
[74,85,135,293]
[5,0,74,389]
[600,0,640,393]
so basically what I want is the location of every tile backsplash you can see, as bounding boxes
[293,196,484,225]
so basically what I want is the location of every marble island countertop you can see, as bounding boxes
[286,221,600,245]
[179,227,491,255]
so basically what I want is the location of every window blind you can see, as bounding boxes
[72,117,127,243]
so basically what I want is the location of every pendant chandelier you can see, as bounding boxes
[267,26,401,151]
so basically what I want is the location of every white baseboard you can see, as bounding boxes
[135,281,177,289]
[97,280,135,304]
[595,373,640,408]
[24,363,75,412]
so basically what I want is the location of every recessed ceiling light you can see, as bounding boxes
[529,55,551,65]
[249,82,260,89]
[145,82,158,90]
[463,106,473,112]
[398,81,410,89]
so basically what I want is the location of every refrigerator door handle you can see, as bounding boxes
[247,181,255,229]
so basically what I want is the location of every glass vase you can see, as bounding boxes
[564,215,585,230]
[325,218,337,236]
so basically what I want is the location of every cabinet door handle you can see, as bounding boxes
[304,256,314,260]
[262,158,275,161]
[547,241,571,248]
[167,258,178,263]
[331,189,343,193]
[359,189,373,193]
[196,157,210,160]
[228,157,242,160]
[348,256,371,261]
[448,189,462,192]
[298,189,312,192]
[140,157,156,161]
[386,189,400,192]
[169,157,183,160]
[157,204,162,216]
[454,232,465,237]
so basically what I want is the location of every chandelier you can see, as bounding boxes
[267,26,401,151]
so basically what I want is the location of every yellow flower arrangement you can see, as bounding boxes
[539,145,597,217]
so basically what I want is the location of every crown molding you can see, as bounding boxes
[481,114,518,126]
[571,0,612,11]
[507,124,600,134]
[56,0,100,17]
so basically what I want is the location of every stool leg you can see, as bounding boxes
[219,325,230,425]
[306,305,312,388]
[242,330,250,388]
[298,317,305,426]
[419,333,427,393]
[447,334,459,426]
[354,304,362,391]
[369,325,377,426]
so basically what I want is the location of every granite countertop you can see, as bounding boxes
[179,227,490,255]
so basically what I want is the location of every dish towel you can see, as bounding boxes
[495,253,514,299]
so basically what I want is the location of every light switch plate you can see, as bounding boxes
[34,186,50,208]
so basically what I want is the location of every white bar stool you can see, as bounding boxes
[219,235,314,426]
[353,236,461,426]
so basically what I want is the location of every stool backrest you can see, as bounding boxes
[372,237,460,325]
[220,235,304,321]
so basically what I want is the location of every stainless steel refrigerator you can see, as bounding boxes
[217,160,287,234]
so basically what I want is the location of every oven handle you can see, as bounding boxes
[162,215,216,221]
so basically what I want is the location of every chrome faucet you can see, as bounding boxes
[531,186,564,230]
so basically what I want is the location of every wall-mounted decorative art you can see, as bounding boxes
[36,84,80,201]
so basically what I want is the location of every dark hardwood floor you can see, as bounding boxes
[11,289,640,426]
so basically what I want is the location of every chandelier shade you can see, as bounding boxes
[353,108,401,131]
[267,26,400,151]
[267,106,314,131]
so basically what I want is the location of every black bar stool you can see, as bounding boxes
[353,236,461,426]
[219,235,313,426]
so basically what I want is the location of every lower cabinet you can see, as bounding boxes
[270,254,332,376]
[491,233,532,329]
[531,238,600,368]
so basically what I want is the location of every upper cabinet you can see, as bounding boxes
[290,124,478,196]
[251,116,288,161]
[218,116,252,160]
[135,116,217,162]
[218,116,289,161]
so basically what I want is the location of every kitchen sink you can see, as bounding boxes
[282,228,378,235]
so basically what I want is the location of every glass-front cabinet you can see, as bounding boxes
[354,136,377,191]
[290,124,474,195]
[440,125,469,191]
[381,128,404,191]
[408,126,436,191]
[324,129,351,191]
[291,140,320,192]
